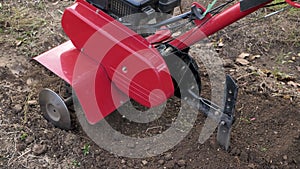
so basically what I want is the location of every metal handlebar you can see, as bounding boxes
[285,0,300,8]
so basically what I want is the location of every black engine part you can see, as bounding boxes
[86,0,181,17]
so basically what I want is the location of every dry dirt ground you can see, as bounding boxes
[0,0,299,168]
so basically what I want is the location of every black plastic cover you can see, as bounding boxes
[159,0,181,13]
[86,0,107,9]
[240,0,270,11]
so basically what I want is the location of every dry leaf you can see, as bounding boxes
[238,52,250,59]
[283,95,291,99]
[16,40,23,47]
[236,58,250,66]
[52,1,59,5]
[218,42,224,48]
[287,81,300,88]
[249,55,261,61]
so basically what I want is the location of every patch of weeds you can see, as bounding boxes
[83,143,90,156]
[239,117,251,123]
[239,116,256,124]
[275,51,290,64]
[20,132,28,141]
[269,0,288,10]
[260,147,268,152]
[271,69,294,81]
[71,160,81,167]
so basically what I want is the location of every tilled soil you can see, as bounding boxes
[0,0,299,169]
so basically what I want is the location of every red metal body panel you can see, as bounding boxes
[169,0,273,50]
[146,27,172,44]
[34,41,76,84]
[62,1,174,107]
[34,41,130,124]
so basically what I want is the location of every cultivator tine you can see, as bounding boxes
[186,74,238,150]
[217,75,238,150]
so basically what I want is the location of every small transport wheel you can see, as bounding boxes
[39,88,71,130]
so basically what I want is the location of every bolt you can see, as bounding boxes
[122,66,128,73]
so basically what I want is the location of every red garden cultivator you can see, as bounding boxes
[34,0,300,152]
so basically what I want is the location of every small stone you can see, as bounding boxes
[121,159,126,164]
[127,162,134,167]
[177,159,186,167]
[158,159,165,165]
[96,155,101,162]
[223,59,235,68]
[164,153,172,161]
[25,136,34,145]
[164,160,175,168]
[16,143,26,151]
[32,144,47,155]
[230,147,241,156]
[64,133,76,146]
[27,100,37,105]
[141,160,148,165]
[73,147,81,154]
[94,149,101,155]
[13,104,23,112]
[247,66,257,72]
[26,78,33,85]
[283,155,288,161]
[240,151,249,162]
[248,163,255,169]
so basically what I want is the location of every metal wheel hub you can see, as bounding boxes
[39,88,71,130]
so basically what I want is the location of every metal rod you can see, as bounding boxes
[64,96,73,107]
[153,11,192,28]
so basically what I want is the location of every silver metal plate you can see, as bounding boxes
[217,123,231,151]
[39,88,71,130]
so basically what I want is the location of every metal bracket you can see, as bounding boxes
[187,75,238,150]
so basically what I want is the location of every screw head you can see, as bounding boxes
[122,66,128,73]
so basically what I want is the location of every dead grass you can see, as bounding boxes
[0,0,71,57]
